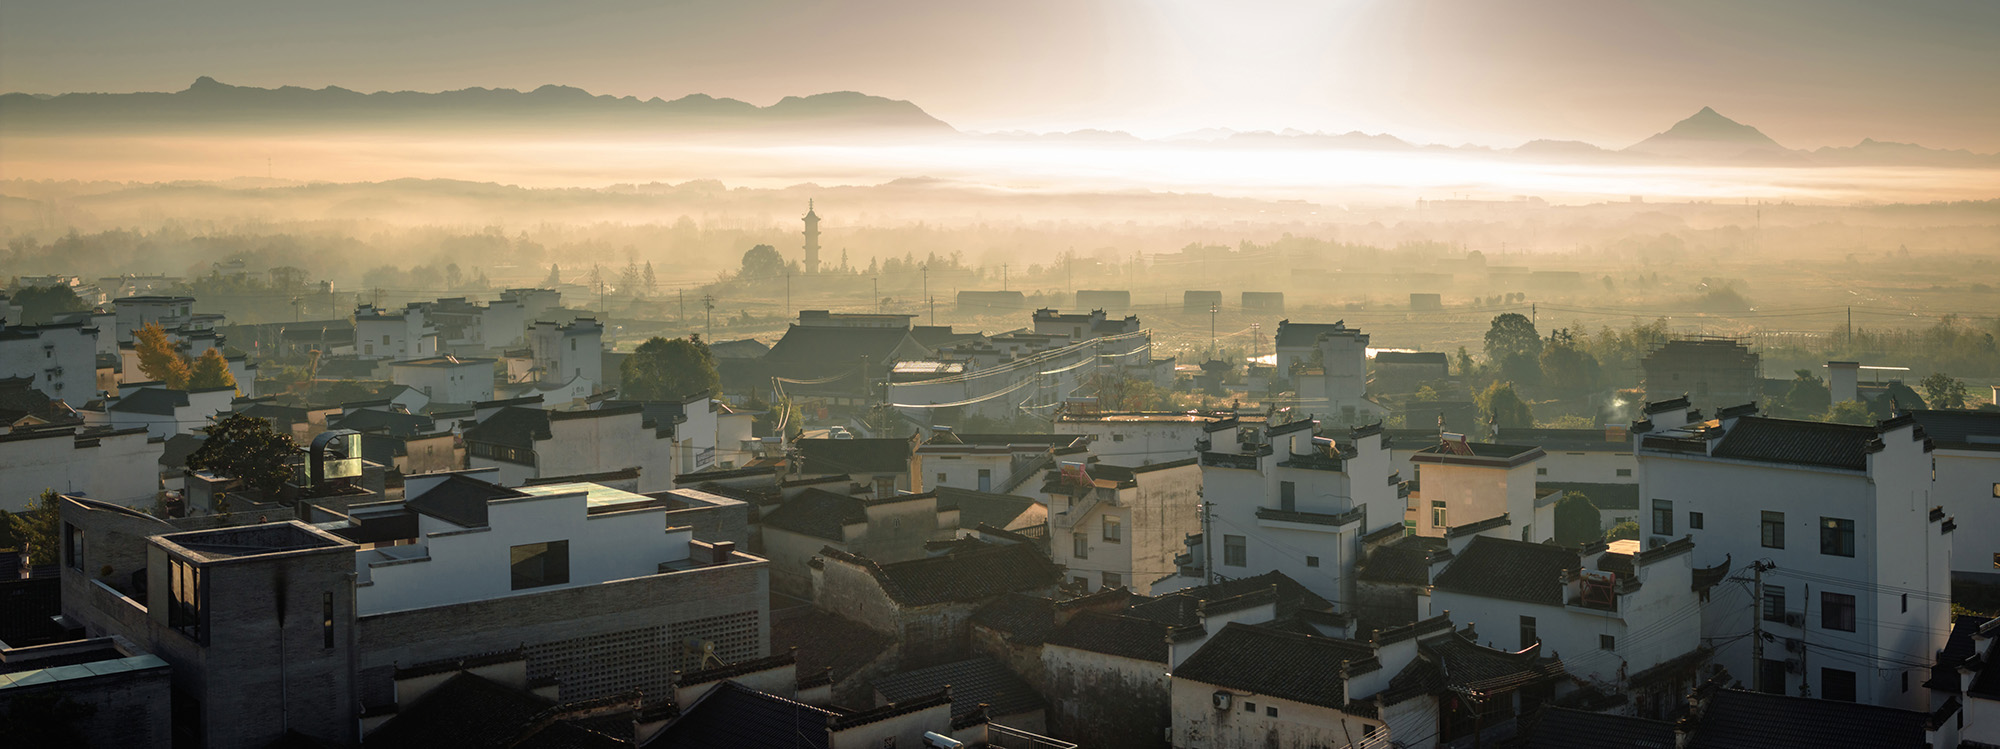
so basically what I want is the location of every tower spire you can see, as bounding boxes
[801,199,822,274]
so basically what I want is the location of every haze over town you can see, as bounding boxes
[2,1,1998,748]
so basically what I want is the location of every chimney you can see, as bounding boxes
[1826,361,1860,405]
[710,541,736,565]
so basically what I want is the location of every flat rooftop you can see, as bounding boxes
[515,481,660,514]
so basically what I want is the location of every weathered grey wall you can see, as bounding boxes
[1042,645,1170,749]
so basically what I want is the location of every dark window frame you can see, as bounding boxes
[1652,499,1673,535]
[1761,511,1785,549]
[1820,517,1855,557]
[1223,534,1247,567]
[1821,591,1857,632]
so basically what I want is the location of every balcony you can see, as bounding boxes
[1255,505,1365,531]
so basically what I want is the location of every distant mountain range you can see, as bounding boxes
[3,78,1995,167]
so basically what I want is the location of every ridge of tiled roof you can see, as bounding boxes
[675,650,797,689]
[1708,416,1879,471]
[1356,534,1448,585]
[759,488,868,542]
[1170,621,1375,710]
[652,680,835,749]
[871,657,1044,720]
[826,688,951,730]
[822,542,1062,608]
[1045,611,1172,663]
[1431,536,1577,606]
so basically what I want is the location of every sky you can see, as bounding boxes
[4,0,1998,151]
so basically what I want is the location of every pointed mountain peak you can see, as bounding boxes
[187,76,228,92]
[1626,106,1784,156]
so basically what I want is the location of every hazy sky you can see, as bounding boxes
[5,0,1997,151]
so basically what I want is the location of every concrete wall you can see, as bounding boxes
[0,655,172,748]
[1932,448,2000,576]
[1043,645,1169,748]
[391,362,493,404]
[1056,419,1213,465]
[0,323,100,400]
[0,428,160,512]
[532,409,675,492]
[1172,677,1383,749]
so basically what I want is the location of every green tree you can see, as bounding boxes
[1921,372,1969,409]
[1483,313,1542,385]
[1823,399,1873,425]
[9,284,88,325]
[1538,328,1601,396]
[186,414,300,496]
[321,380,378,404]
[1553,492,1603,547]
[134,322,190,389]
[1774,369,1830,418]
[1477,381,1534,429]
[7,490,63,565]
[620,336,720,401]
[187,348,238,391]
[543,263,562,287]
[1606,521,1640,542]
[739,244,786,279]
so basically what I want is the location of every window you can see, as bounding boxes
[1306,556,1320,568]
[1223,535,1247,567]
[1600,634,1616,650]
[1901,593,1908,613]
[1266,706,1278,717]
[570,338,576,351]
[1103,515,1122,543]
[1652,499,1673,535]
[1822,668,1857,702]
[509,541,571,590]
[1992,482,1999,498]
[1072,576,1088,588]
[874,476,895,498]
[1431,501,1448,529]
[169,557,204,641]
[936,472,948,486]
[65,522,83,571]
[1616,468,1633,477]
[1280,481,1296,512]
[1536,467,1548,476]
[382,334,391,345]
[1244,701,1256,713]
[1689,511,1704,530]
[1112,433,1125,442]
[1102,571,1122,589]
[1519,616,1538,647]
[1759,659,1787,694]
[1903,672,1910,693]
[1821,592,1856,632]
[1073,532,1089,560]
[1763,585,1787,622]
[1820,517,1855,557]
[1761,512,1785,549]
[322,591,336,649]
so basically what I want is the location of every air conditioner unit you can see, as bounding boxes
[1783,637,1803,654]
[1213,691,1233,711]
[1648,536,1672,548]
[1784,612,1806,629]
[1785,658,1803,674]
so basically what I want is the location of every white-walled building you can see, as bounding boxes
[1055,411,1265,466]
[0,321,101,401]
[1635,400,1952,710]
[388,355,495,405]
[354,304,438,360]
[1907,410,2000,579]
[528,318,602,389]
[0,425,161,512]
[1423,529,1719,716]
[1046,457,1201,592]
[112,296,196,343]
[357,477,703,614]
[464,404,676,491]
[1156,419,1404,605]
[1407,438,1554,542]
[1031,308,1142,342]
[88,385,235,439]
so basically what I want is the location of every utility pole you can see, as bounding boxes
[1751,560,1772,693]
[928,295,936,326]
[678,290,685,332]
[1202,491,1215,586]
[1209,303,1219,359]
[1846,307,1853,349]
[702,293,714,341]
[921,265,929,317]
[1001,263,1008,291]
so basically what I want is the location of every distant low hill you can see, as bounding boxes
[0,77,957,137]
[3,79,1995,167]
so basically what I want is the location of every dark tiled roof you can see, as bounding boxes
[653,681,836,749]
[1517,706,1675,749]
[707,338,771,359]
[465,406,552,449]
[159,433,206,469]
[1373,351,1448,365]
[1709,416,1876,470]
[759,488,867,541]
[798,438,912,475]
[933,487,1038,530]
[864,542,1062,607]
[363,672,623,749]
[1412,441,1545,465]
[872,657,1044,720]
[1274,320,1353,348]
[1423,635,1565,695]
[1152,571,1334,619]
[406,474,526,528]
[1356,534,1448,585]
[765,325,922,368]
[970,593,1058,645]
[1045,612,1172,663]
[1170,622,1375,709]
[108,388,190,415]
[1907,409,2000,452]
[1686,687,1928,749]
[1430,536,1577,606]
[1932,614,1994,694]
[770,609,895,686]
[1538,481,1639,510]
